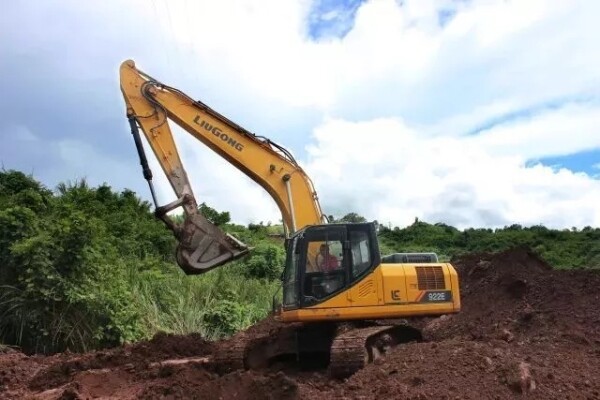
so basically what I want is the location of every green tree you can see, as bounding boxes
[0,172,170,353]
[329,212,368,223]
[199,202,231,226]
[243,243,286,280]
[0,170,283,352]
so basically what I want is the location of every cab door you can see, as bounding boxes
[282,236,300,310]
[298,225,348,307]
[347,226,381,307]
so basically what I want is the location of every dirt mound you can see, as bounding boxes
[1,247,599,399]
[314,338,600,399]
[425,246,600,346]
[0,352,44,396]
[23,332,213,398]
[140,369,299,400]
[322,247,600,399]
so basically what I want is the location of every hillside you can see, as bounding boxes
[1,247,599,399]
[2,169,600,399]
[1,169,599,355]
[0,170,282,354]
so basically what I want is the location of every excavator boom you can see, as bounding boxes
[119,60,325,274]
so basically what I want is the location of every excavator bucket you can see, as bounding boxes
[171,212,251,275]
[123,110,250,275]
[152,195,250,275]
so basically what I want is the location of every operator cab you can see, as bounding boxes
[282,222,380,309]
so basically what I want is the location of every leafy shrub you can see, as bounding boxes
[199,202,231,226]
[0,172,169,353]
[243,243,286,280]
[201,300,253,336]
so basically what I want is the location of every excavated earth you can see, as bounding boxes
[1,247,599,399]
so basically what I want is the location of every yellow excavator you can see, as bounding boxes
[119,60,460,377]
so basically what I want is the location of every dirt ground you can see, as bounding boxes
[1,247,599,399]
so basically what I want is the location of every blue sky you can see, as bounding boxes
[1,0,599,228]
[307,0,365,40]
[539,149,600,176]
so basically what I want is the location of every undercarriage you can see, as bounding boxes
[214,320,423,378]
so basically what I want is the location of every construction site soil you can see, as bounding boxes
[1,247,599,399]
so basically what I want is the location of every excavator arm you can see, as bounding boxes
[119,60,326,274]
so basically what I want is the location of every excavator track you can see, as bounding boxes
[212,322,421,378]
[213,325,300,374]
[328,323,422,378]
[213,335,248,374]
[328,325,395,378]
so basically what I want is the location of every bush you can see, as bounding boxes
[0,172,169,352]
[0,170,284,352]
[243,243,286,280]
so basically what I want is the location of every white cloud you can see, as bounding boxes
[446,0,550,47]
[470,102,600,159]
[140,0,600,229]
[3,0,600,229]
[304,116,600,229]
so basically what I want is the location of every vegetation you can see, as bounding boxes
[377,220,600,269]
[1,169,598,354]
[0,170,282,354]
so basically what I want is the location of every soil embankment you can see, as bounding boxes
[2,247,599,399]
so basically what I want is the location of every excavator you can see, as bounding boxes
[119,60,461,377]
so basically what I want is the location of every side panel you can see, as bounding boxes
[448,263,461,311]
[380,265,408,303]
[347,271,383,307]
[402,263,459,306]
[279,263,461,323]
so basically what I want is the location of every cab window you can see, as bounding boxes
[349,230,372,277]
[306,240,343,272]
[301,228,346,303]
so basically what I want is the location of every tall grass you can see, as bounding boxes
[130,265,279,340]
